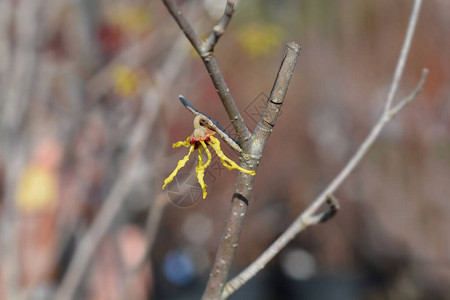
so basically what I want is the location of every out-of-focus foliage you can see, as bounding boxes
[110,65,145,97]
[106,3,152,36]
[16,164,58,212]
[238,23,285,57]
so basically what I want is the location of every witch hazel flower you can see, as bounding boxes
[163,97,255,199]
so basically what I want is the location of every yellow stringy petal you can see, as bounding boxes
[199,141,212,169]
[173,137,191,148]
[209,136,255,175]
[196,147,206,199]
[195,141,212,199]
[162,144,194,189]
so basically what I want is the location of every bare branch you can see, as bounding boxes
[253,42,302,146]
[161,0,203,52]
[305,195,340,225]
[201,42,301,300]
[384,0,423,112]
[162,0,251,143]
[179,95,243,152]
[388,68,429,118]
[222,0,425,296]
[223,69,428,300]
[223,70,427,299]
[203,55,251,143]
[202,0,238,53]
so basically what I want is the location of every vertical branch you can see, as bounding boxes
[201,42,301,300]
[0,0,12,93]
[252,42,303,148]
[0,1,45,299]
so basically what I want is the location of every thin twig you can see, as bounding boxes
[306,194,340,225]
[162,0,251,143]
[178,95,243,152]
[0,1,45,299]
[201,42,301,300]
[223,1,425,297]
[388,69,428,118]
[384,0,423,112]
[202,0,238,53]
[223,68,428,298]
[161,0,203,53]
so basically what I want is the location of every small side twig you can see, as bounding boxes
[202,0,238,53]
[179,95,243,152]
[305,195,340,226]
[388,69,428,118]
[384,0,423,112]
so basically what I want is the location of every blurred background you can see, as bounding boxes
[0,0,449,299]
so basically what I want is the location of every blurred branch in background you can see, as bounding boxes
[55,28,192,300]
[1,1,45,299]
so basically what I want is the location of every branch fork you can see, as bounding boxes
[303,194,340,226]
[162,0,426,299]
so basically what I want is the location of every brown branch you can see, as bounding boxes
[202,0,238,53]
[162,0,250,143]
[201,42,301,300]
[220,0,425,296]
[252,42,302,147]
[161,0,203,52]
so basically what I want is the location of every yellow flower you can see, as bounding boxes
[162,135,255,199]
[107,4,152,36]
